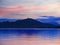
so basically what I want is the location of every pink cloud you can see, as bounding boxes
[0,4,60,18]
[0,5,49,15]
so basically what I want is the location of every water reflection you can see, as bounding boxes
[0,29,60,38]
[0,28,60,45]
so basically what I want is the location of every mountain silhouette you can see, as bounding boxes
[0,18,57,28]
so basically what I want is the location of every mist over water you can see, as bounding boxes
[0,28,60,45]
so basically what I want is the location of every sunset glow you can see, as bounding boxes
[0,0,60,19]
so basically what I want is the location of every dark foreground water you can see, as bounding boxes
[0,28,60,38]
[0,28,60,45]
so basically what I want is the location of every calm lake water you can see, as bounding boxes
[0,28,60,45]
[0,28,60,39]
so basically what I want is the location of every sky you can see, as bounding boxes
[0,0,60,19]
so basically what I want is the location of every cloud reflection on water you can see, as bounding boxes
[0,29,60,45]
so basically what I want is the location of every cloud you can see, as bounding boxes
[0,2,60,19]
[0,0,60,7]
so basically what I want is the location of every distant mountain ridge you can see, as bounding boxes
[36,16,60,25]
[0,16,60,25]
[0,18,58,28]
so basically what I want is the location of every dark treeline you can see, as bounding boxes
[0,18,60,28]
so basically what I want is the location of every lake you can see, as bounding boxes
[0,28,60,45]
